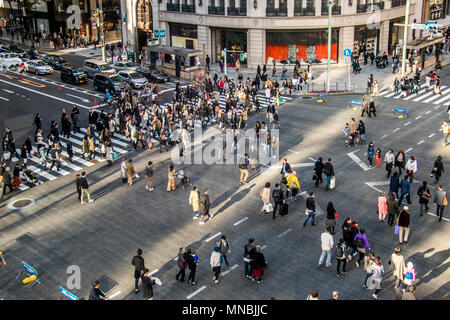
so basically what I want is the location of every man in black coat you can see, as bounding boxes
[199,188,211,224]
[89,280,106,300]
[75,174,82,201]
[132,248,145,293]
[324,158,335,191]
[2,167,13,197]
[272,183,285,220]
[141,268,155,300]
[313,157,324,187]
[280,158,291,182]
[175,248,187,282]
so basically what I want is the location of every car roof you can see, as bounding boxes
[119,70,140,75]
[27,59,44,62]
[95,72,121,78]
[86,59,108,64]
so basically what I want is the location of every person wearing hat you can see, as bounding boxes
[388,247,406,288]
[210,246,221,283]
[397,206,410,244]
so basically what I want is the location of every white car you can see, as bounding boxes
[0,53,23,72]
[24,59,53,75]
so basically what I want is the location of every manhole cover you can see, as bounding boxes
[302,96,313,99]
[8,198,35,210]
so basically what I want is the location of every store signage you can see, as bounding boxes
[153,30,165,38]
[411,23,427,30]
[426,21,437,25]
[343,48,352,57]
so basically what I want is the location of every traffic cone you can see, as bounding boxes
[94,98,98,106]
[58,84,61,91]
[20,73,24,80]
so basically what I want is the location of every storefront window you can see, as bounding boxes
[354,25,379,57]
[266,29,339,64]
[55,0,86,13]
[170,23,198,49]
[389,17,404,54]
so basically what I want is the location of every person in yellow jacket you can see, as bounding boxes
[88,136,96,162]
[286,171,301,198]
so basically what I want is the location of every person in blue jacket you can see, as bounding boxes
[389,171,400,199]
[367,142,375,167]
[398,175,411,206]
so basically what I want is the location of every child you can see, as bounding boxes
[378,192,388,222]
[403,262,416,286]
[375,148,382,168]
[363,252,376,288]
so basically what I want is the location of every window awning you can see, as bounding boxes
[147,45,202,57]
[406,37,445,50]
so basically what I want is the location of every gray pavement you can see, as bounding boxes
[1,66,449,300]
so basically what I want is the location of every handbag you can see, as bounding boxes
[113,153,118,159]
[444,194,448,206]
[265,203,273,212]
[334,212,339,219]
[329,177,336,189]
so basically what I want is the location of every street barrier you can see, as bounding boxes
[316,92,326,103]
[16,261,40,288]
[349,99,363,110]
[58,286,79,300]
[392,106,408,119]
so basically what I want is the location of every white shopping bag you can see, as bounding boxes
[330,177,336,189]
[152,276,162,286]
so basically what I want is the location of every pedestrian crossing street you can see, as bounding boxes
[9,92,293,192]
[378,86,450,105]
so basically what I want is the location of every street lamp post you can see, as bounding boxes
[327,0,332,92]
[401,0,411,77]
[98,0,106,62]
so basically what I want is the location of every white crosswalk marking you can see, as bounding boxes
[412,91,435,102]
[26,164,58,181]
[381,85,450,105]
[403,88,427,100]
[433,94,450,105]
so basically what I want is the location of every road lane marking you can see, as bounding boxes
[417,140,424,145]
[26,165,58,181]
[108,291,121,299]
[415,116,422,120]
[233,217,248,226]
[0,96,9,101]
[393,128,400,132]
[149,269,159,276]
[0,73,16,79]
[380,134,388,139]
[0,79,89,109]
[347,150,371,171]
[425,110,431,114]
[405,147,413,153]
[429,133,435,138]
[427,212,449,222]
[277,228,292,238]
[404,122,411,126]
[434,105,441,109]
[288,149,299,154]
[66,93,90,103]
[186,285,207,299]
[308,157,316,162]
[413,91,434,101]
[2,89,14,93]
[18,78,46,88]
[205,232,222,242]
[221,264,238,276]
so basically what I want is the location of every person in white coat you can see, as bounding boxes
[405,156,418,182]
[120,159,127,184]
[210,247,221,283]
[367,256,384,300]
[388,247,406,288]
[260,182,271,213]
[318,227,334,268]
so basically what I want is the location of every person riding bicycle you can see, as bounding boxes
[103,89,112,102]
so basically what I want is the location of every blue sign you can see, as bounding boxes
[159,30,166,38]
[426,21,437,25]
[393,107,408,113]
[344,49,352,57]
[22,261,37,276]
[350,99,363,105]
[318,92,325,97]
[154,30,160,38]
[59,286,79,300]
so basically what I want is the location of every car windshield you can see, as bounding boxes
[137,67,150,73]
[125,62,135,67]
[53,56,64,62]
[129,72,143,79]
[110,75,123,83]
[72,68,84,75]
[34,60,46,66]
[4,53,17,58]
[99,64,113,71]
[151,68,163,75]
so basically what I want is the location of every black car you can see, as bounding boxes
[42,55,68,69]
[60,66,88,85]
[135,66,170,83]
[93,73,126,94]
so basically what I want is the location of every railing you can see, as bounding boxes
[321,5,341,15]
[167,3,180,11]
[227,6,247,16]
[208,6,225,14]
[306,82,357,93]
[358,2,385,12]
[279,3,288,16]
[356,4,370,13]
[294,5,315,16]
[373,2,385,10]
[181,4,196,12]
[391,0,406,7]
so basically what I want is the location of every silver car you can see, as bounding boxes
[112,61,136,72]
[24,59,53,75]
[118,70,148,89]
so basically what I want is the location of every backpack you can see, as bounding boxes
[272,190,280,200]
[355,236,365,248]
[335,244,345,259]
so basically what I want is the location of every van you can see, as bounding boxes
[61,65,88,85]
[93,73,126,94]
[83,59,115,78]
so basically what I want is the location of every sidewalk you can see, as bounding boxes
[206,53,450,94]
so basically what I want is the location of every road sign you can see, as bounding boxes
[349,99,363,106]
[154,29,160,38]
[59,286,79,300]
[343,48,352,57]
[411,23,427,30]
[426,20,437,25]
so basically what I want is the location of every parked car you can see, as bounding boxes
[83,59,115,78]
[42,55,68,69]
[93,73,126,94]
[117,70,148,89]
[0,53,23,72]
[135,66,170,83]
[112,61,136,72]
[7,45,27,58]
[60,65,88,85]
[24,59,53,75]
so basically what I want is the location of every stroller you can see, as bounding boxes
[20,167,42,187]
[345,131,358,148]
[176,170,191,189]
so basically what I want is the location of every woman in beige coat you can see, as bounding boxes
[260,182,271,214]
[189,186,200,219]
[126,159,137,185]
[167,163,176,192]
[389,247,406,288]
